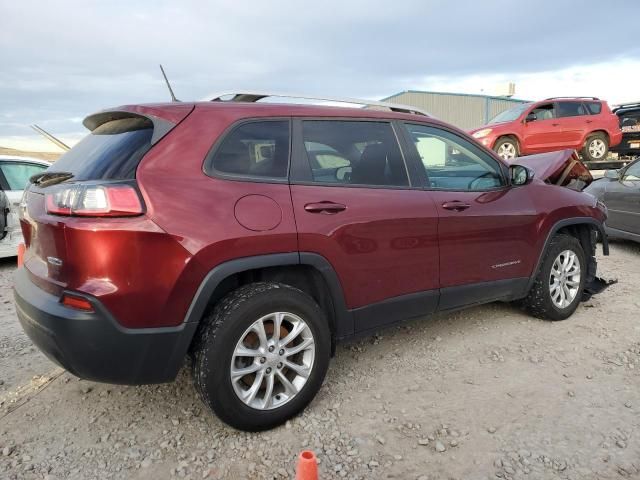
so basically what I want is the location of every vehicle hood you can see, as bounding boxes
[468,121,511,135]
[507,149,593,190]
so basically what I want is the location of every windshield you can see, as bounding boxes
[488,103,531,124]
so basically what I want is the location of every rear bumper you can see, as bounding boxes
[13,268,197,385]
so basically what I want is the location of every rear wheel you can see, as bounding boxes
[520,234,586,321]
[582,133,609,161]
[493,137,519,160]
[192,282,330,431]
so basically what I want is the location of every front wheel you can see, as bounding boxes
[493,137,519,160]
[520,234,586,321]
[192,282,330,431]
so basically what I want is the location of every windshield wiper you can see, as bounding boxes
[30,171,74,187]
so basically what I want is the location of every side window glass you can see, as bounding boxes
[585,102,602,115]
[531,103,555,120]
[208,120,290,179]
[623,162,640,181]
[0,163,48,190]
[405,124,505,191]
[558,102,587,118]
[301,121,408,187]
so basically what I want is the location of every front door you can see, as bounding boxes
[521,102,564,152]
[401,123,539,310]
[604,161,640,235]
[290,119,440,334]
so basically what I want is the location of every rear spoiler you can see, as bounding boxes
[83,104,194,146]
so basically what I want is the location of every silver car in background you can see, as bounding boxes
[0,156,50,258]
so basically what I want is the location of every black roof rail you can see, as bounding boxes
[544,96,600,101]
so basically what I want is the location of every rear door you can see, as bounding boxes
[556,101,590,148]
[401,123,539,310]
[290,119,440,335]
[604,161,640,235]
[521,102,564,152]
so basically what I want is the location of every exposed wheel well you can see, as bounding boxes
[199,265,337,349]
[555,223,598,281]
[585,130,609,144]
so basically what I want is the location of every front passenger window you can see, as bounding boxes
[405,124,505,191]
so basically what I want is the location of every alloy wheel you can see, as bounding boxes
[549,250,581,309]
[497,142,517,160]
[588,138,606,159]
[230,312,315,410]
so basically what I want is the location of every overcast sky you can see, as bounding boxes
[2,0,640,151]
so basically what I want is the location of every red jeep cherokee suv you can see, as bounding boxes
[470,97,622,161]
[15,95,609,431]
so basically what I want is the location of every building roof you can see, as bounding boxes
[381,89,530,104]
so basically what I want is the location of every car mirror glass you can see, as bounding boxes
[525,112,537,122]
[510,165,533,186]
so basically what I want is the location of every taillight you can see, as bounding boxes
[45,184,144,217]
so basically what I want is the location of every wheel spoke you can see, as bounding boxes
[251,320,268,349]
[243,369,265,404]
[231,362,261,380]
[262,373,275,409]
[235,346,262,357]
[279,321,306,347]
[275,370,298,395]
[284,360,310,378]
[272,312,284,342]
[566,278,580,287]
[284,337,314,357]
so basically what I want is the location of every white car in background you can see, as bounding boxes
[0,156,50,258]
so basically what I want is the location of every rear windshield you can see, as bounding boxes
[47,117,153,180]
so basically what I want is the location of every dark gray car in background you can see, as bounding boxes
[586,158,640,242]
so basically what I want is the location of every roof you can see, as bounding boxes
[106,101,453,125]
[380,89,530,103]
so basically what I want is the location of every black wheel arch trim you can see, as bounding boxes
[183,252,353,339]
[525,217,609,294]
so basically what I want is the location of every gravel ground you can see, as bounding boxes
[1,241,639,480]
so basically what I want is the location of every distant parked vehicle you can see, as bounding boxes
[0,156,49,258]
[585,157,640,243]
[469,97,622,162]
[611,102,640,157]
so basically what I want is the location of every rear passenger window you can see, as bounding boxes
[301,121,408,187]
[208,120,290,179]
[585,102,602,115]
[558,102,587,118]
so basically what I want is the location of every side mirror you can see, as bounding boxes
[510,165,534,186]
[604,169,620,180]
[525,112,537,123]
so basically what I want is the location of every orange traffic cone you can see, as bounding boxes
[295,450,318,480]
[17,243,25,267]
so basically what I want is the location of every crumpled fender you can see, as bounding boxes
[507,149,593,190]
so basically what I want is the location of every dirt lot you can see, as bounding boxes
[1,241,639,480]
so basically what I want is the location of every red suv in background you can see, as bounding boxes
[15,95,609,431]
[470,97,622,161]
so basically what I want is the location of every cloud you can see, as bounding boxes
[1,0,639,150]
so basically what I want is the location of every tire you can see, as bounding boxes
[493,137,519,160]
[520,234,586,321]
[582,133,609,162]
[192,282,330,431]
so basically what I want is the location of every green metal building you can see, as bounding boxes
[381,90,529,130]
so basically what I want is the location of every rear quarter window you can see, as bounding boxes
[47,117,153,181]
[585,102,602,115]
